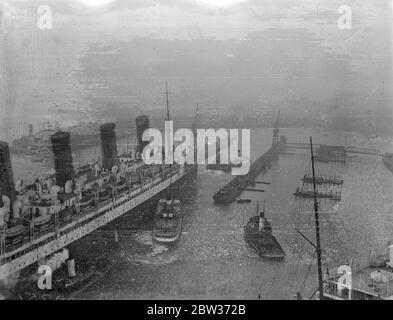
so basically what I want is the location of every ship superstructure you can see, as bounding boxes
[0,111,198,280]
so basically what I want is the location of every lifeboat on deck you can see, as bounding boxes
[59,206,75,222]
[115,177,127,193]
[6,224,28,245]
[98,189,111,202]
[34,214,52,232]
[79,193,95,211]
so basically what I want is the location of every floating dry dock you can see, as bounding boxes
[213,145,280,204]
[213,113,283,204]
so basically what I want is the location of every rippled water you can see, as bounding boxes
[11,128,393,299]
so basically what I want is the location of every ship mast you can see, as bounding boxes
[163,81,174,199]
[165,81,171,121]
[310,136,324,300]
[192,103,199,134]
[193,103,199,160]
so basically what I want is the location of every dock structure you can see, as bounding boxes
[293,187,341,201]
[213,147,277,204]
[213,112,283,204]
[301,174,343,186]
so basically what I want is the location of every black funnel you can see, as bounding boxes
[136,115,149,154]
[51,131,74,187]
[100,123,118,170]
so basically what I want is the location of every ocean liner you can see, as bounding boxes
[0,91,198,285]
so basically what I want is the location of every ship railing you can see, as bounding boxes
[324,279,384,300]
[1,196,109,263]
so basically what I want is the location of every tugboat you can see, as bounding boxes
[152,81,183,244]
[244,201,285,259]
[152,197,183,243]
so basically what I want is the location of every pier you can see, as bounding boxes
[213,113,282,204]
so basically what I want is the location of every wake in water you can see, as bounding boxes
[124,231,178,265]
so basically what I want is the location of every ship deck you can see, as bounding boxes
[326,266,393,300]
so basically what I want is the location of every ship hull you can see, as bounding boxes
[153,218,183,244]
[244,232,286,260]
[243,218,286,260]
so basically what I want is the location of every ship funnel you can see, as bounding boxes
[100,123,118,170]
[0,141,16,215]
[51,131,74,188]
[136,115,149,155]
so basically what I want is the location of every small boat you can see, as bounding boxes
[59,207,75,222]
[6,224,28,245]
[152,197,182,243]
[98,189,111,202]
[244,201,285,259]
[6,224,27,238]
[79,193,94,211]
[34,214,52,227]
[237,199,251,203]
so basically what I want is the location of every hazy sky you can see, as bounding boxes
[0,0,392,136]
